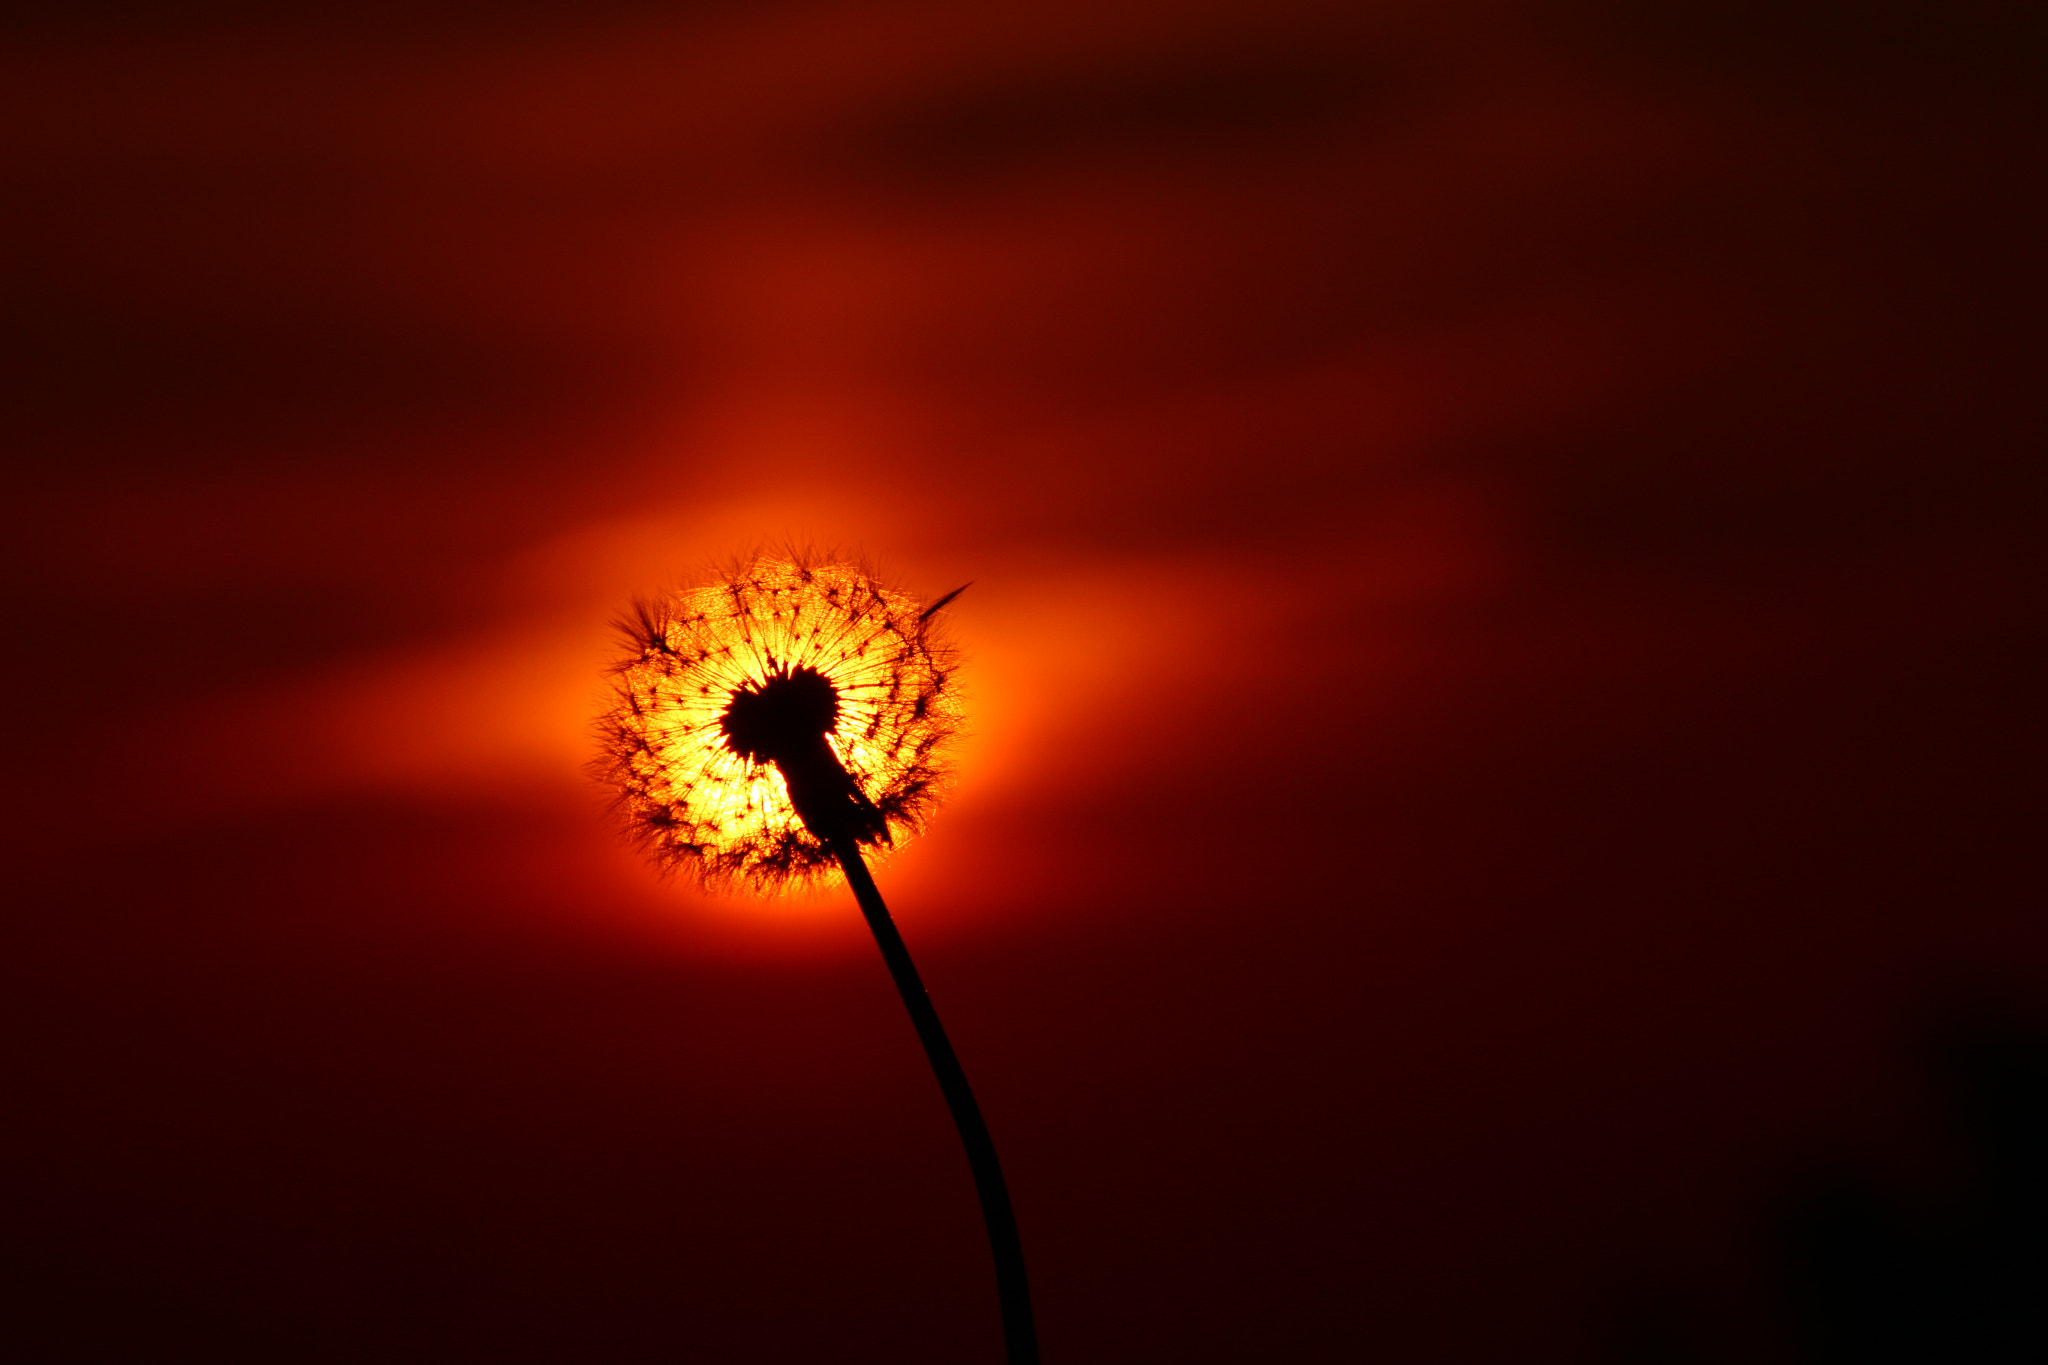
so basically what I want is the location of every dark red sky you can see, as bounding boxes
[6,3,2046,1361]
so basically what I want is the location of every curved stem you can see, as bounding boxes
[831,838,1039,1364]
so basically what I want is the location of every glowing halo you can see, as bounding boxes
[592,553,963,890]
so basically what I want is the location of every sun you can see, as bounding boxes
[592,553,963,890]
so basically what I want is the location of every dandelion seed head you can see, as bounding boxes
[592,552,963,891]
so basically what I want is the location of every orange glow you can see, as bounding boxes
[593,554,963,892]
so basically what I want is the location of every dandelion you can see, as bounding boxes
[593,553,962,889]
[593,550,1038,1364]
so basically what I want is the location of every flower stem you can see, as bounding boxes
[830,838,1040,1364]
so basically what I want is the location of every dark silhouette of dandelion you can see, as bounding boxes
[594,553,962,890]
[594,550,1038,1364]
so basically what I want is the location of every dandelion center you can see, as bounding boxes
[719,664,840,764]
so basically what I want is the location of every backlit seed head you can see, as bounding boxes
[592,552,964,891]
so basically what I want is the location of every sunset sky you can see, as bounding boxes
[6,3,2046,1361]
